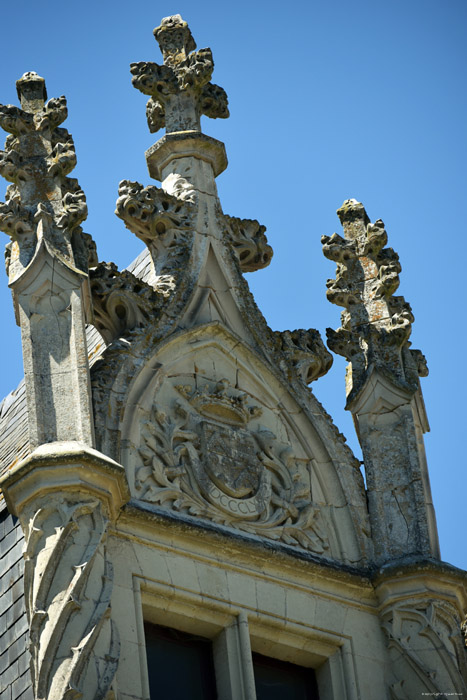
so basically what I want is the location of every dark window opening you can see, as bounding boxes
[253,652,319,700]
[144,622,217,699]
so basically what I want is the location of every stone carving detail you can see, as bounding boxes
[322,199,439,565]
[0,72,98,448]
[90,262,165,343]
[461,616,467,648]
[135,378,328,553]
[223,215,273,272]
[23,496,118,700]
[0,72,94,284]
[322,199,426,396]
[130,14,229,134]
[115,179,195,290]
[274,328,333,384]
[382,601,467,698]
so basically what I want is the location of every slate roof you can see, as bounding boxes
[0,509,33,700]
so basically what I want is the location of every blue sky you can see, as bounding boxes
[0,0,465,568]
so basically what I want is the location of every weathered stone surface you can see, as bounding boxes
[23,496,117,700]
[223,215,273,272]
[115,178,195,293]
[0,73,93,287]
[134,376,329,553]
[274,328,333,384]
[0,72,95,448]
[0,74,132,700]
[90,262,165,344]
[131,14,229,135]
[322,198,425,399]
[0,442,129,700]
[376,566,467,698]
[107,318,372,567]
[1,15,465,700]
[323,199,439,566]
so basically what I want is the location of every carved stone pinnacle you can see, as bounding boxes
[0,73,96,445]
[130,14,229,134]
[0,72,94,286]
[322,199,426,399]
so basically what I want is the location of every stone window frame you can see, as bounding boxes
[131,573,359,700]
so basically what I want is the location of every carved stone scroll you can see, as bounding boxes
[130,14,229,134]
[134,378,329,554]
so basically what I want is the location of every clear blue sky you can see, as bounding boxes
[0,0,465,568]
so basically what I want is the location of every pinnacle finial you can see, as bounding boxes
[0,74,92,285]
[153,15,197,63]
[322,200,426,399]
[130,15,229,134]
[16,72,47,111]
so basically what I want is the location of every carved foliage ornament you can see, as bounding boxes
[90,262,167,344]
[23,496,118,700]
[115,179,195,292]
[382,601,467,698]
[0,72,93,282]
[223,215,273,273]
[322,199,427,391]
[135,378,328,553]
[130,14,229,134]
[274,328,333,384]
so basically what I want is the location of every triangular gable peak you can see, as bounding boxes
[84,14,370,565]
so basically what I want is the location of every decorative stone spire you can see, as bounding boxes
[0,73,94,287]
[130,14,229,134]
[0,72,95,446]
[127,14,228,191]
[117,15,272,294]
[322,198,426,400]
[116,15,329,400]
[0,74,129,700]
[322,199,439,564]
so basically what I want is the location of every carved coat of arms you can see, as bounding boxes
[135,378,328,553]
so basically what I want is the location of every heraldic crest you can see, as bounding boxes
[134,377,329,553]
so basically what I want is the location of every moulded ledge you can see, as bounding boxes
[146,131,228,180]
[0,440,130,521]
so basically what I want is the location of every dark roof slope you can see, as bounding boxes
[0,509,33,700]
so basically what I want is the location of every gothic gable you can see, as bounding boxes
[91,321,371,565]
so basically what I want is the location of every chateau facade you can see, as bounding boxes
[0,15,466,700]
